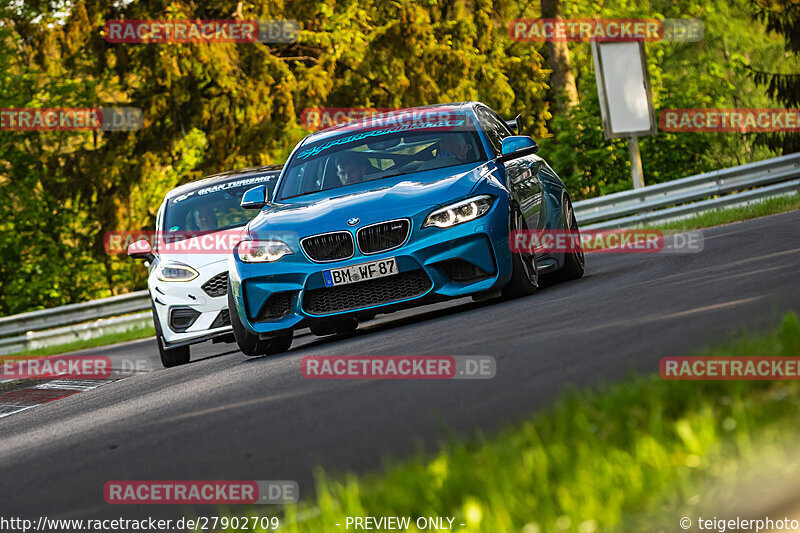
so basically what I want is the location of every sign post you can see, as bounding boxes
[592,40,656,189]
[627,134,645,189]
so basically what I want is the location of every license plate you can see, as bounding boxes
[323,257,398,287]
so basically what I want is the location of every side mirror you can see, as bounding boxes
[505,114,522,134]
[241,185,269,209]
[127,239,155,263]
[498,135,538,162]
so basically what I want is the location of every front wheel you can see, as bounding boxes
[159,341,191,368]
[502,209,538,299]
[228,280,293,357]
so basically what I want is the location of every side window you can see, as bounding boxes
[476,107,512,156]
[488,108,515,137]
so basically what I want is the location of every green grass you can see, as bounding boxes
[3,323,154,358]
[223,312,800,533]
[651,192,800,233]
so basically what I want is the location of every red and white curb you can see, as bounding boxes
[0,371,142,419]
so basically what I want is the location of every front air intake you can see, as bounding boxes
[169,307,201,332]
[253,292,295,322]
[201,271,228,297]
[302,270,431,315]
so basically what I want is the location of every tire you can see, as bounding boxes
[547,194,585,284]
[228,279,293,357]
[152,304,190,368]
[310,318,358,337]
[502,208,538,299]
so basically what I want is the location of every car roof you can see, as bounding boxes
[165,164,283,200]
[300,102,477,146]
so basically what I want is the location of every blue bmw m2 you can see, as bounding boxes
[227,102,584,356]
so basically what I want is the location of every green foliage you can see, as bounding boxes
[0,0,795,313]
[537,0,784,199]
[750,0,800,153]
[0,0,549,314]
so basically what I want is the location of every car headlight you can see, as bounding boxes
[422,195,494,229]
[157,262,199,282]
[237,240,294,263]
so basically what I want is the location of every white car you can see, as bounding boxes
[128,165,282,367]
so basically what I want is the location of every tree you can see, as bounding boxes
[750,0,800,153]
[540,0,579,112]
[0,0,551,314]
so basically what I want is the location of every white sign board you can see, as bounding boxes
[592,41,656,138]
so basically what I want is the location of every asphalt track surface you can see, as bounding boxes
[1,210,799,521]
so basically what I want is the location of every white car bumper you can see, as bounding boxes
[148,258,233,346]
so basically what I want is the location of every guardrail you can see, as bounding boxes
[574,152,800,228]
[0,153,798,356]
[0,312,151,356]
[0,292,151,356]
[0,291,150,338]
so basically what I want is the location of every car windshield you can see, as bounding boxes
[163,174,277,233]
[276,115,485,200]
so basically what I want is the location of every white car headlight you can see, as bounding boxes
[422,195,494,229]
[237,240,294,263]
[157,262,199,282]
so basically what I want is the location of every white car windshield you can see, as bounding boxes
[164,174,276,233]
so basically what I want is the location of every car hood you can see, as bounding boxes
[249,162,494,236]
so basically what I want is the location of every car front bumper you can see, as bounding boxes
[149,259,234,346]
[229,196,514,336]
